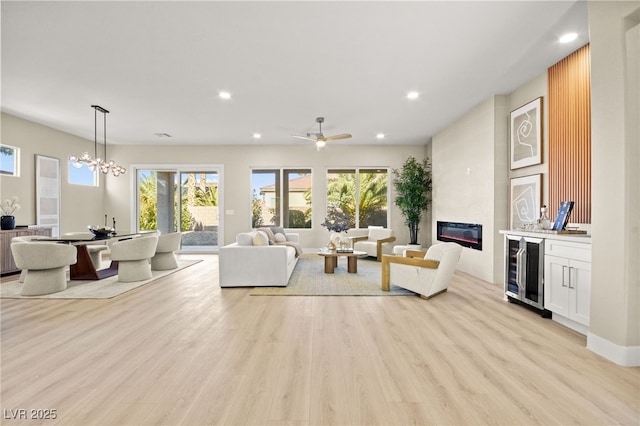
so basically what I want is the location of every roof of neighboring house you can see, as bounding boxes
[260,175,311,193]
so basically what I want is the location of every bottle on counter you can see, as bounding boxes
[538,205,551,230]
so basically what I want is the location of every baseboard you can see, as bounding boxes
[587,332,640,367]
[551,313,588,335]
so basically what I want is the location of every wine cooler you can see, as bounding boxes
[505,235,547,314]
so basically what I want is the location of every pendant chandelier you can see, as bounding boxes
[68,105,126,177]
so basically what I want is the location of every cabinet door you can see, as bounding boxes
[544,255,569,316]
[569,259,591,326]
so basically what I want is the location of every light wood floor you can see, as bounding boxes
[1,255,638,426]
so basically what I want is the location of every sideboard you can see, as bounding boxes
[500,230,592,335]
[1,227,54,275]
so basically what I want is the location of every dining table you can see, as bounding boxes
[35,233,139,280]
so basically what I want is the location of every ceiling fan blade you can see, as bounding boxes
[292,134,318,142]
[324,133,352,141]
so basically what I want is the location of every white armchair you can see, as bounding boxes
[11,242,77,296]
[381,242,462,299]
[11,235,56,283]
[110,235,159,282]
[151,232,182,270]
[352,226,396,261]
[62,232,109,269]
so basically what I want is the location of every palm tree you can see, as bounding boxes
[358,172,388,227]
[327,172,387,228]
[139,172,158,230]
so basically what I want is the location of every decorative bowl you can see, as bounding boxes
[88,226,114,239]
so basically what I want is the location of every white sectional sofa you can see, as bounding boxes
[219,229,301,287]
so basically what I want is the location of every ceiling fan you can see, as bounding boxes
[292,117,351,149]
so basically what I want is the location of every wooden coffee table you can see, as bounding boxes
[317,249,367,274]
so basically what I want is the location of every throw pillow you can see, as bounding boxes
[270,226,286,239]
[252,230,269,246]
[236,232,254,246]
[258,227,276,243]
[274,232,286,243]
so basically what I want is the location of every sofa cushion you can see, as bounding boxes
[252,230,269,246]
[236,232,254,246]
[274,232,287,243]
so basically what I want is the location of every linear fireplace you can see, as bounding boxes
[437,221,482,250]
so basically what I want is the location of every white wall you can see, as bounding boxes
[587,0,640,365]
[1,113,106,234]
[1,112,431,249]
[431,95,508,284]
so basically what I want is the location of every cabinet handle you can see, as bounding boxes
[561,265,568,287]
[516,248,526,296]
[568,266,575,289]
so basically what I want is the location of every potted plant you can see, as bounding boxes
[392,156,432,245]
[321,204,351,250]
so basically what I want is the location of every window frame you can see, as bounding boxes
[0,144,20,177]
[251,167,312,229]
[326,167,391,229]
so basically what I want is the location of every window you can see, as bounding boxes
[327,168,389,228]
[0,145,20,177]
[251,168,312,229]
[68,161,98,186]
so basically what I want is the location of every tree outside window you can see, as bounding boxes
[327,168,388,229]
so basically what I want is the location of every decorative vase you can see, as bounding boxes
[327,240,336,251]
[1,215,16,230]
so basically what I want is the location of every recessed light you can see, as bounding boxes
[219,91,231,100]
[252,133,262,139]
[407,91,419,100]
[559,33,578,43]
[376,133,385,139]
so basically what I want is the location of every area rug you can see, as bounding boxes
[0,259,202,299]
[250,255,416,296]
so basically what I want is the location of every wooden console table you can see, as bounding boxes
[1,227,53,275]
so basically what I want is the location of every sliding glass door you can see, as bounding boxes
[136,166,221,252]
[178,171,219,251]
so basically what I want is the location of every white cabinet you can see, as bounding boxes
[544,239,591,334]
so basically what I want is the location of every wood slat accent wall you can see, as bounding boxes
[548,44,591,224]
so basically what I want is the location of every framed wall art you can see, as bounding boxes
[510,174,541,230]
[35,154,60,237]
[510,97,543,169]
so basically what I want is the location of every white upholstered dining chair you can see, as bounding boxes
[11,242,78,296]
[109,235,159,282]
[151,232,182,270]
[61,232,109,269]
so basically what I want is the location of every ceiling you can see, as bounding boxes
[1,1,589,147]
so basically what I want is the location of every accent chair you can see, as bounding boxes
[381,242,462,299]
[109,235,159,282]
[62,232,109,269]
[352,226,396,261]
[11,242,77,296]
[151,232,182,270]
[11,235,56,283]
